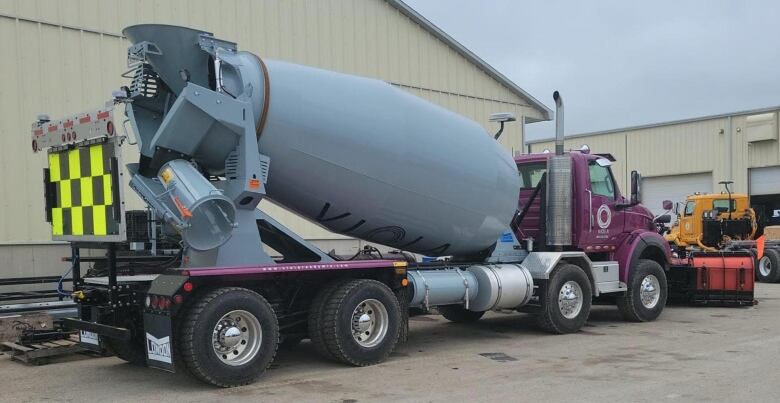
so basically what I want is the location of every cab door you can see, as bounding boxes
[678,200,698,244]
[581,159,626,249]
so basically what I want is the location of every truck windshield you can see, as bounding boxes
[517,162,546,189]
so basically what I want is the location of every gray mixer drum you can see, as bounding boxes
[258,61,520,257]
[123,25,520,257]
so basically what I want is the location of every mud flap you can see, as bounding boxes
[143,274,189,371]
[143,312,174,372]
[395,286,409,343]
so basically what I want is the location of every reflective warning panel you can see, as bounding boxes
[44,137,126,242]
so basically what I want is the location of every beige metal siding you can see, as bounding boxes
[0,18,128,244]
[0,0,542,247]
[529,109,780,195]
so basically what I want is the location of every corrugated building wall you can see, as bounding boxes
[0,0,549,276]
[529,107,780,195]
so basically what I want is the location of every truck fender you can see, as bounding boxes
[521,251,601,296]
[615,230,671,283]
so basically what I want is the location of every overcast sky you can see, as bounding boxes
[404,0,780,142]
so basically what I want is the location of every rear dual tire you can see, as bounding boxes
[178,287,279,387]
[310,279,401,366]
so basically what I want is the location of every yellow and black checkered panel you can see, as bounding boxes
[47,142,119,237]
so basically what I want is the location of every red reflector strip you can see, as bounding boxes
[63,121,74,128]
[34,129,43,136]
[97,111,109,120]
[79,116,91,124]
[48,125,58,132]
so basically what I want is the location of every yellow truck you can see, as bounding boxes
[664,181,780,282]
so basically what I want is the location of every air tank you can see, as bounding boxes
[123,25,520,257]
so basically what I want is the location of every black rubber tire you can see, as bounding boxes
[308,280,348,360]
[178,287,279,387]
[617,259,668,322]
[321,279,401,366]
[105,337,146,366]
[758,248,780,283]
[537,264,592,334]
[438,305,485,323]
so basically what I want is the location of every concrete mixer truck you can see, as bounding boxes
[30,25,672,387]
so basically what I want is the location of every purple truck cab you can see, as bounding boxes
[514,151,671,285]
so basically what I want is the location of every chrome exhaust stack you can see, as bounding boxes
[546,91,572,247]
[553,91,564,155]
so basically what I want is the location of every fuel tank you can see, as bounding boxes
[123,25,520,257]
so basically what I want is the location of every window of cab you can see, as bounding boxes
[588,161,616,199]
[684,201,696,216]
[712,199,737,213]
[517,162,546,189]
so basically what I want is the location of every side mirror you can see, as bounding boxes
[630,170,642,205]
[654,214,672,224]
[662,200,673,211]
[674,202,681,216]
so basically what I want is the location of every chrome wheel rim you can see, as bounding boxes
[759,256,772,277]
[212,310,262,366]
[640,274,661,309]
[558,281,583,319]
[351,299,388,348]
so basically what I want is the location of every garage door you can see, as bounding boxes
[749,166,780,195]
[750,166,780,228]
[642,173,713,220]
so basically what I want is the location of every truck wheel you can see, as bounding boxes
[617,259,667,322]
[308,280,347,360]
[537,264,592,334]
[438,305,485,323]
[758,249,780,283]
[179,287,279,387]
[321,279,401,366]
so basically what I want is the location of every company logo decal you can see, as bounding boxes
[597,204,612,229]
[146,333,172,363]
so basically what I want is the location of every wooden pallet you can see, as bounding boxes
[1,335,84,365]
